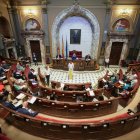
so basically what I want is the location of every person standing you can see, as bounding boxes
[105,58,110,68]
[32,52,38,66]
[44,65,51,86]
[68,61,74,80]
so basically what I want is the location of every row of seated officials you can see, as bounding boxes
[56,54,91,61]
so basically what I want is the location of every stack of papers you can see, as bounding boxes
[16,93,26,100]
[28,96,37,104]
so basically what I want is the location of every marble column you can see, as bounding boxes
[120,42,128,61]
[7,8,18,43]
[42,7,50,53]
[102,8,111,43]
[105,40,112,58]
[7,7,24,57]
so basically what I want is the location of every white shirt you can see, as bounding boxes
[44,68,51,76]
[105,58,109,63]
[68,63,74,70]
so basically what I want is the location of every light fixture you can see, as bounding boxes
[24,9,37,16]
[120,9,132,15]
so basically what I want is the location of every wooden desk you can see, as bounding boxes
[52,59,97,71]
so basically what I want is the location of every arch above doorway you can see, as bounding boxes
[52,4,100,59]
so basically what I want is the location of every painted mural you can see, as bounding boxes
[113,19,130,32]
[25,18,41,31]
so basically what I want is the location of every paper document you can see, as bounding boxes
[28,96,37,104]
[13,100,23,107]
[89,90,95,96]
[16,93,26,100]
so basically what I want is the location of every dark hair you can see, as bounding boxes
[98,95,104,101]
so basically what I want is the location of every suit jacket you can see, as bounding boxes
[17,108,38,117]
[85,55,91,60]
[28,71,35,79]
[56,54,62,59]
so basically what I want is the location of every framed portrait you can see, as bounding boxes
[70,29,81,44]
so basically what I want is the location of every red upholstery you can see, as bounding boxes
[36,113,129,124]
[69,50,82,58]
[24,65,30,80]
[0,134,11,140]
[119,69,123,80]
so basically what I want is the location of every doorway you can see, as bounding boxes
[30,40,42,62]
[109,42,123,65]
[8,48,15,59]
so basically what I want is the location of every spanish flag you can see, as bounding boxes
[62,36,64,58]
[57,39,60,55]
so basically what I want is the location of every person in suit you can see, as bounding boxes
[32,52,38,66]
[85,54,91,65]
[72,53,77,61]
[16,101,38,117]
[56,54,62,59]
[28,69,37,81]
[105,58,110,68]
[2,101,22,110]
[0,88,9,102]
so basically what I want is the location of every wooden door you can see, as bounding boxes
[30,40,42,62]
[109,42,123,65]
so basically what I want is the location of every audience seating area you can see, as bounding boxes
[0,57,140,140]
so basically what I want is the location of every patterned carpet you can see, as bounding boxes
[31,63,127,87]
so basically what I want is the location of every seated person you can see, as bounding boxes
[72,53,77,61]
[0,88,9,102]
[85,54,91,61]
[13,70,24,80]
[16,62,24,72]
[98,95,104,101]
[0,65,5,77]
[28,69,37,81]
[50,92,58,100]
[56,54,62,59]
[16,101,38,117]
[110,74,117,83]
[2,100,22,110]
[13,79,27,91]
[1,61,10,70]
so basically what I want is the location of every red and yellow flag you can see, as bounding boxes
[62,36,64,58]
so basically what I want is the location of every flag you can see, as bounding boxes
[62,36,64,58]
[57,39,60,55]
[65,37,68,59]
